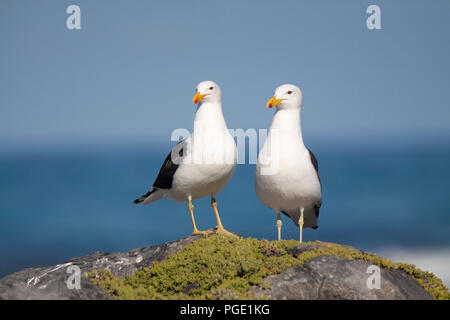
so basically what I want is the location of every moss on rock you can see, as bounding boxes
[87,236,449,300]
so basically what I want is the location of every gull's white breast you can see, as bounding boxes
[169,130,237,202]
[255,132,321,213]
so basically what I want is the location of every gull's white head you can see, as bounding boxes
[267,84,303,110]
[193,80,222,105]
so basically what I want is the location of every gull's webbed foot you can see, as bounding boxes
[214,226,240,238]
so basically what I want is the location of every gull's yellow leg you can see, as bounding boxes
[298,208,304,243]
[187,199,209,236]
[211,197,239,238]
[276,211,282,241]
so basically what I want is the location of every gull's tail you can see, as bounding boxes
[133,188,165,205]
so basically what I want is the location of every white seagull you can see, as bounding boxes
[134,81,238,237]
[255,84,322,242]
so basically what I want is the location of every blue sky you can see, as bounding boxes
[1,0,450,151]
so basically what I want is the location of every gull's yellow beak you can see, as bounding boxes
[267,96,284,108]
[193,92,207,104]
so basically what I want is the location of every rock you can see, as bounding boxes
[252,255,432,300]
[0,234,202,300]
[0,236,436,300]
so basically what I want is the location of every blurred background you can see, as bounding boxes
[1,0,449,285]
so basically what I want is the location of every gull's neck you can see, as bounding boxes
[193,101,228,133]
[269,108,304,146]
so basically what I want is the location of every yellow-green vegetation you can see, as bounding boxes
[87,236,449,300]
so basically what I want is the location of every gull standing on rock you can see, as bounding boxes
[255,84,322,242]
[134,81,238,237]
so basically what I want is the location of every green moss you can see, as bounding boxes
[87,236,449,300]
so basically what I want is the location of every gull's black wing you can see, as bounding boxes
[133,139,186,204]
[308,149,322,222]
[152,139,186,189]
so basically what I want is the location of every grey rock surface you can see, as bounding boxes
[0,236,433,300]
[0,234,202,300]
[252,255,432,300]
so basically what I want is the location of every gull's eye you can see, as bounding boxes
[287,90,293,95]
[209,86,214,90]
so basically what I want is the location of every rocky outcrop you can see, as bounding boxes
[0,235,435,300]
[252,254,431,300]
[0,234,203,300]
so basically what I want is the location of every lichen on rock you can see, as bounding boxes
[87,236,450,300]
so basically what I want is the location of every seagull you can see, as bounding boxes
[134,81,238,237]
[255,84,322,242]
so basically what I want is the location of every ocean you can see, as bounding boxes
[1,144,450,285]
